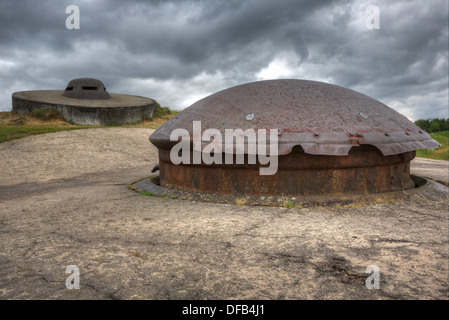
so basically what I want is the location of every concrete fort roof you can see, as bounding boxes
[12,89,156,126]
[13,90,154,108]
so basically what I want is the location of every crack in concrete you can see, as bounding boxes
[232,221,265,238]
[405,208,448,221]
[27,273,119,300]
[371,237,445,247]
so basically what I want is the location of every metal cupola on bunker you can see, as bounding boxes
[63,78,111,100]
[149,79,439,196]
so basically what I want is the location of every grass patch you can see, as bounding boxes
[278,196,297,208]
[30,109,63,121]
[139,191,156,197]
[235,198,248,206]
[0,125,94,143]
[152,102,173,118]
[0,104,178,143]
[416,131,449,160]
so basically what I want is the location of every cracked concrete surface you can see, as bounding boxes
[0,128,448,299]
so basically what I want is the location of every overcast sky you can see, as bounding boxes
[0,0,447,120]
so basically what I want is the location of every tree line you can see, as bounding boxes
[414,118,449,133]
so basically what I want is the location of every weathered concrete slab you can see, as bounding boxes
[12,91,156,125]
[411,157,449,184]
[0,128,157,187]
[0,129,447,299]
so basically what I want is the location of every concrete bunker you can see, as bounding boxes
[12,78,156,125]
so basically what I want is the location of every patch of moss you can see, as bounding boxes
[30,109,63,121]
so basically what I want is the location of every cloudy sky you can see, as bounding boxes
[0,0,447,120]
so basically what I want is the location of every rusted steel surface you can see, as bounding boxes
[149,79,438,196]
[63,78,111,100]
[150,79,439,156]
[157,147,416,196]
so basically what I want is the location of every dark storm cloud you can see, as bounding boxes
[0,0,447,121]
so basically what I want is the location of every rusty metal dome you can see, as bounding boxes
[151,79,438,155]
[63,78,111,100]
[149,79,440,196]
